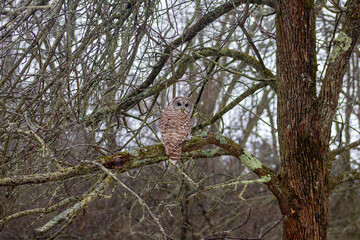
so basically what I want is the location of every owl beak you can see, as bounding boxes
[181,107,185,112]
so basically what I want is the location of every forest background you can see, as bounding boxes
[1,0,360,239]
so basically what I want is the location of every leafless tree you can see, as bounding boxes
[1,0,359,239]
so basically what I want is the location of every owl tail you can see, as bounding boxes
[165,146,182,161]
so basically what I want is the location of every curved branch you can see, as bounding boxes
[0,133,274,188]
[196,48,276,80]
[0,139,222,187]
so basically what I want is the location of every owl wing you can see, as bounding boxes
[160,109,190,143]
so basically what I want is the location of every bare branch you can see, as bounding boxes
[192,83,268,132]
[329,138,360,159]
[330,170,360,190]
[34,175,112,238]
[86,161,172,240]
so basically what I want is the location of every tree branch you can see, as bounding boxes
[0,133,274,189]
[86,161,171,239]
[330,170,360,190]
[196,48,275,80]
[0,196,81,226]
[192,82,268,133]
[0,132,292,228]
[84,0,275,126]
[329,138,360,160]
[34,175,112,238]
[318,0,360,139]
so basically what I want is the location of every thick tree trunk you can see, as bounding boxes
[276,0,360,239]
[275,1,329,239]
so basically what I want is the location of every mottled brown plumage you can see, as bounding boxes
[159,96,193,161]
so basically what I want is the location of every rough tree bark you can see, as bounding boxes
[275,0,360,239]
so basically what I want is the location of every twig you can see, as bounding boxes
[169,159,199,188]
[85,161,172,240]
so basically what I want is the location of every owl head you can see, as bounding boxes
[170,96,194,116]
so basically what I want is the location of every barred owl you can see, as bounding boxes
[159,96,193,161]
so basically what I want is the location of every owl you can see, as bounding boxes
[159,96,194,161]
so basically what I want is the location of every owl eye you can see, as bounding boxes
[185,103,189,107]
[177,102,181,106]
